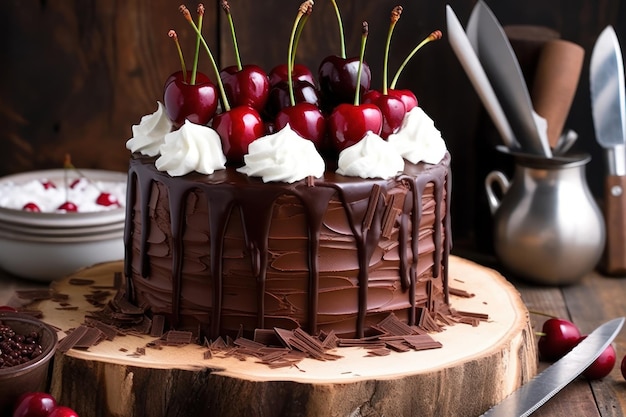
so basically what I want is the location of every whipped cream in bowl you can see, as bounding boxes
[0,169,128,281]
[0,169,127,229]
[237,124,325,183]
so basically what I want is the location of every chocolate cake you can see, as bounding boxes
[123,147,451,340]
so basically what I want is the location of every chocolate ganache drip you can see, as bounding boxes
[124,153,451,339]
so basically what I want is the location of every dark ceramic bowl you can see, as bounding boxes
[0,312,58,414]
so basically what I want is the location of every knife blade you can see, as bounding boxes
[467,1,552,158]
[480,317,624,417]
[590,26,626,275]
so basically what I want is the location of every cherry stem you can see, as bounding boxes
[330,0,346,59]
[191,4,205,85]
[222,0,243,71]
[390,30,442,90]
[291,13,309,67]
[288,1,313,106]
[63,153,101,192]
[353,21,368,106]
[180,4,231,111]
[528,310,559,319]
[383,6,402,95]
[168,30,188,83]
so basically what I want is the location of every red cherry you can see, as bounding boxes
[212,106,265,163]
[387,88,418,113]
[363,91,406,139]
[577,336,616,380]
[47,406,79,417]
[0,305,17,311]
[327,103,383,152]
[268,63,316,87]
[275,103,327,149]
[537,318,582,362]
[12,392,57,417]
[57,202,78,212]
[22,203,41,212]
[220,64,270,112]
[163,70,218,128]
[318,56,371,111]
[264,80,321,121]
[40,180,56,190]
[96,192,120,207]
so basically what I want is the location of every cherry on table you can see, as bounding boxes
[47,406,79,417]
[577,336,616,380]
[620,354,626,380]
[537,317,581,361]
[12,392,57,417]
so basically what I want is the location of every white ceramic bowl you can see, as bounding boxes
[0,169,127,281]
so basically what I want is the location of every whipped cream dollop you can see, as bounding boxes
[387,107,447,164]
[0,178,126,213]
[237,124,325,183]
[336,131,405,179]
[126,101,173,156]
[155,120,226,177]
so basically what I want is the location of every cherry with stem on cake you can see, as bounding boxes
[318,0,371,112]
[362,6,406,139]
[387,29,443,112]
[219,1,270,112]
[274,1,326,148]
[536,317,582,361]
[163,10,218,128]
[327,22,382,152]
[180,4,264,163]
[265,3,321,122]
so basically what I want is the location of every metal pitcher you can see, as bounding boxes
[485,152,605,285]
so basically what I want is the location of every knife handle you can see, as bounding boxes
[600,175,626,276]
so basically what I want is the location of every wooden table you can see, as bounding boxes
[1,255,626,417]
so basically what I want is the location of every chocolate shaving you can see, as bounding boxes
[57,326,89,353]
[15,289,54,301]
[449,287,474,298]
[73,327,105,349]
[366,347,392,357]
[163,330,193,345]
[69,278,95,286]
[362,183,382,231]
[150,315,166,337]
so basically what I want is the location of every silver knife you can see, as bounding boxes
[590,26,626,275]
[480,317,624,417]
[467,1,552,158]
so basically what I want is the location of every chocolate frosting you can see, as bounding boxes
[124,153,451,339]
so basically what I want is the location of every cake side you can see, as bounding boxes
[124,153,450,339]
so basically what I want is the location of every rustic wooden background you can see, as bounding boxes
[0,0,623,256]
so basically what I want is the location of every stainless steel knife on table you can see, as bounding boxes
[480,317,624,417]
[590,26,626,276]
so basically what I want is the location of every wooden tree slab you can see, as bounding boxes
[26,256,536,417]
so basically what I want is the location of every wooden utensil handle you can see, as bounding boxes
[601,175,626,276]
